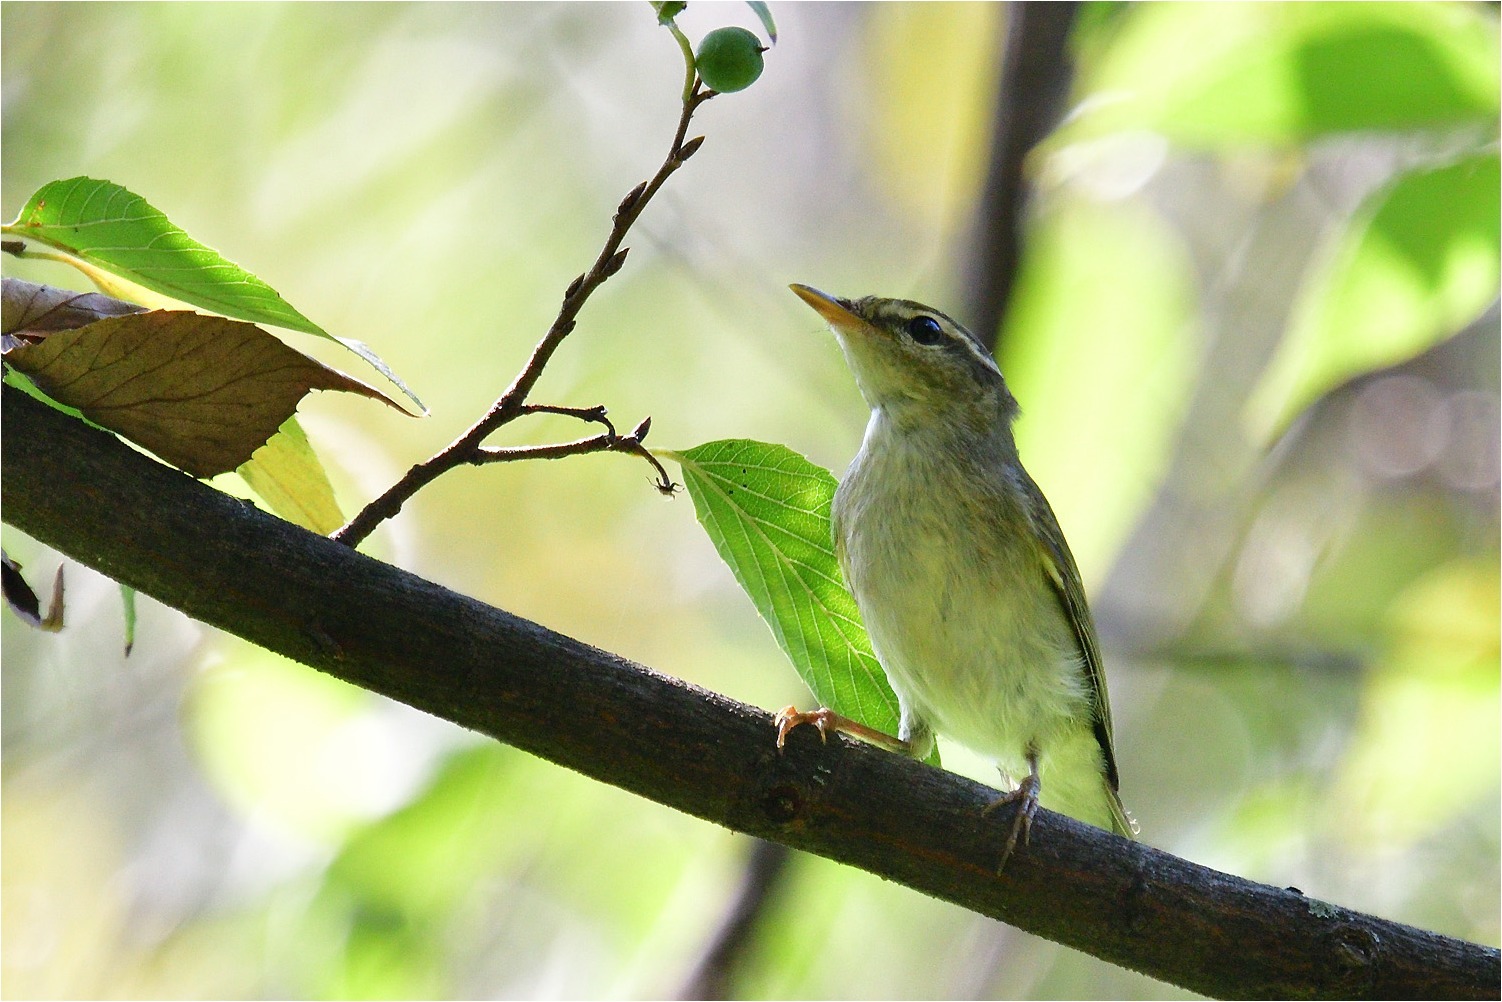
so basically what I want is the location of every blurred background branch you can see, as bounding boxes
[963,1,1079,351]
[674,838,791,1000]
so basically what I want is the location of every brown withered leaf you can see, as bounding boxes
[1,277,142,350]
[2,551,65,631]
[5,310,402,477]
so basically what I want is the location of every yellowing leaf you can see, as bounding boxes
[238,417,345,535]
[5,310,402,478]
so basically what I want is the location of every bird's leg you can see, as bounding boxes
[773,706,911,755]
[983,745,1041,872]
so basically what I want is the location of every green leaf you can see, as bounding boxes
[3,364,91,424]
[1248,153,1500,438]
[1058,2,1500,148]
[8,177,323,333]
[668,440,927,759]
[237,417,345,535]
[746,1,777,44]
[4,177,425,413]
[121,584,137,657]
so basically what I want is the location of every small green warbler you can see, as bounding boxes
[778,284,1133,868]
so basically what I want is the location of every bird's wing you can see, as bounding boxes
[1021,475,1120,794]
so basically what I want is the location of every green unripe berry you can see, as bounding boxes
[695,26,765,93]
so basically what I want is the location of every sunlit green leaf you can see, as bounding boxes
[1058,2,1500,148]
[8,177,325,333]
[237,417,345,535]
[667,440,917,752]
[1248,153,1500,438]
[2,365,89,423]
[4,177,426,412]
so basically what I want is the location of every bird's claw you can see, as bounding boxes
[984,773,1041,873]
[773,705,835,749]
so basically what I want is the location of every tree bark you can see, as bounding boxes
[3,387,1497,1000]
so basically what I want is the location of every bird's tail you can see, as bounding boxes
[1107,784,1138,839]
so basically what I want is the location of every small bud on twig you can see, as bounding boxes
[564,273,586,300]
[677,136,706,162]
[630,416,652,441]
[602,248,630,279]
[618,181,648,216]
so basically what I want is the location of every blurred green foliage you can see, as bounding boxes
[2,2,1496,999]
[1252,152,1501,435]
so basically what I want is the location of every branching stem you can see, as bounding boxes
[476,425,675,494]
[332,82,713,549]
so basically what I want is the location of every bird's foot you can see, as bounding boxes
[773,706,909,753]
[982,772,1041,873]
[773,705,838,748]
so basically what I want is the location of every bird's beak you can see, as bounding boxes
[790,284,862,330]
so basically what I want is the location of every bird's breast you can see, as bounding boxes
[832,419,1089,762]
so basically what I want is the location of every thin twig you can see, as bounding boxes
[474,425,676,494]
[477,434,615,463]
[332,83,713,548]
[517,403,616,434]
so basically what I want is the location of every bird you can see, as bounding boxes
[776,283,1133,869]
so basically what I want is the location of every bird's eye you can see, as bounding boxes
[906,316,943,345]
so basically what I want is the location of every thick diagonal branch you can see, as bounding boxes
[4,387,1497,1001]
